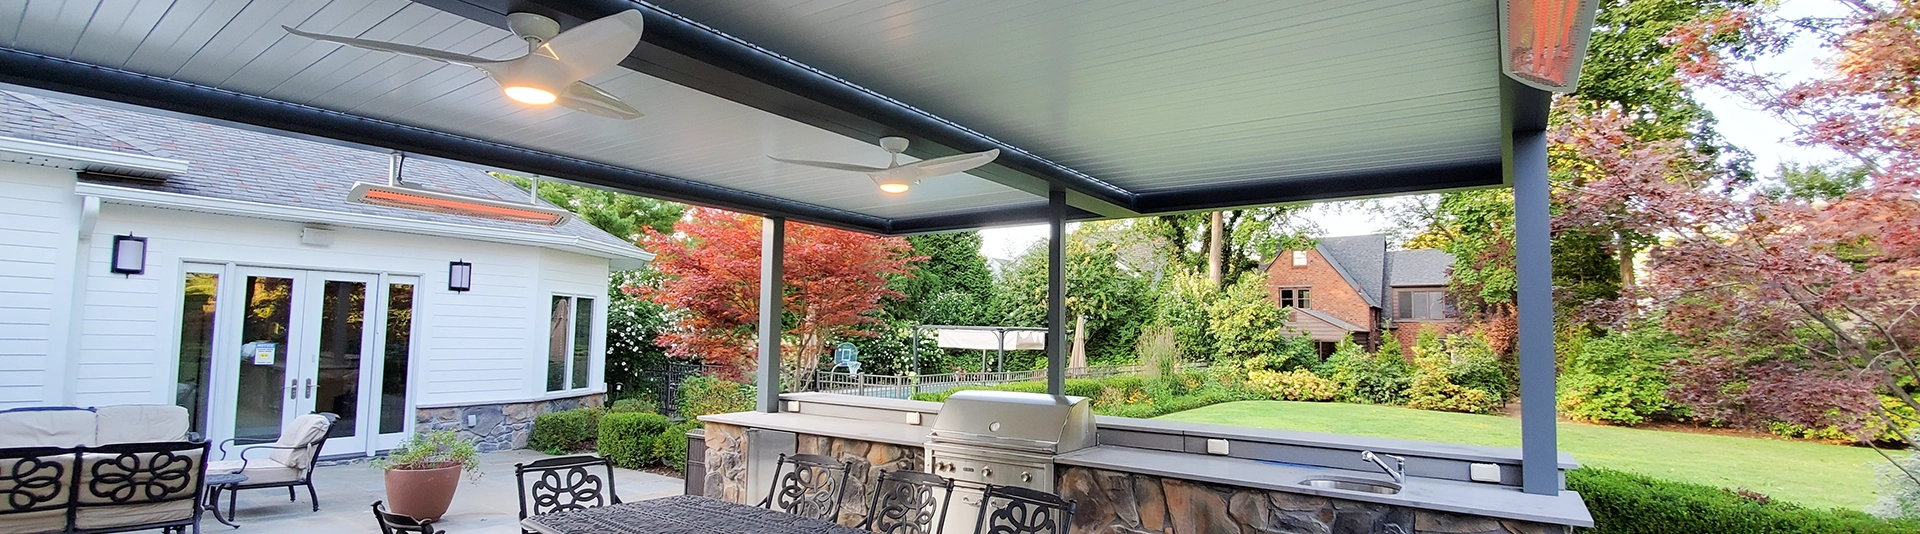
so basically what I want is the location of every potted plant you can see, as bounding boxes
[372,430,479,520]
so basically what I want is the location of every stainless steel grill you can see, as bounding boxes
[924,390,1094,533]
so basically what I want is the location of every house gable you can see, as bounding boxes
[1264,247,1375,332]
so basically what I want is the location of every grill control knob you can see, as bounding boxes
[1020,472,1032,482]
[981,467,993,478]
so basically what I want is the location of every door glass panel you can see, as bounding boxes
[236,276,293,444]
[547,296,569,392]
[175,272,219,436]
[316,280,367,439]
[571,297,592,389]
[380,283,414,434]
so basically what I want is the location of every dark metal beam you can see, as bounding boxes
[1513,128,1557,495]
[417,0,1140,218]
[886,203,1101,235]
[1046,189,1067,396]
[1131,160,1504,213]
[0,48,894,235]
[757,216,786,413]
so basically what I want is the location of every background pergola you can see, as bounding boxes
[0,0,1594,495]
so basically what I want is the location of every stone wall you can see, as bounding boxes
[700,422,925,526]
[1059,466,1568,534]
[414,392,605,452]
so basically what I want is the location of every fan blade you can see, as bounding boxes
[283,26,506,67]
[767,156,888,173]
[557,81,643,119]
[539,10,646,82]
[902,149,1000,177]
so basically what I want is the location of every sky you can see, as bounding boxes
[981,0,1851,262]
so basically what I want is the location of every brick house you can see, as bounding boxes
[1263,234,1456,355]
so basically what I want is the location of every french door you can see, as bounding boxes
[194,265,416,457]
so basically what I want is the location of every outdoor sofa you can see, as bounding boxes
[0,405,209,534]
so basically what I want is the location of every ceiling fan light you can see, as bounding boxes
[503,86,557,105]
[879,182,911,194]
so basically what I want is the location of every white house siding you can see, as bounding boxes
[536,248,612,395]
[0,164,81,407]
[65,202,609,412]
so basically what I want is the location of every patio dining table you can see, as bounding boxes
[521,494,867,534]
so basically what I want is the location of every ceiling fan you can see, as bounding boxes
[770,137,1000,194]
[284,10,645,119]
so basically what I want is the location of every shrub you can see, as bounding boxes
[1872,448,1920,520]
[1557,328,1679,425]
[1207,275,1292,364]
[1403,331,1501,414]
[1155,273,1219,361]
[530,408,605,454]
[1103,387,1259,419]
[1569,467,1920,533]
[372,430,479,478]
[609,397,656,414]
[1440,333,1510,404]
[600,412,672,469]
[1247,369,1338,401]
[1323,341,1411,405]
[1063,378,1105,399]
[655,421,704,472]
[678,376,756,418]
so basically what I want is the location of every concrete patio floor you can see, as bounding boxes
[209,449,684,533]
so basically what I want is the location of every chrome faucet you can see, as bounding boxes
[1361,450,1406,485]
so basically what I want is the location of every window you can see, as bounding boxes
[1278,288,1311,308]
[1396,289,1453,321]
[380,282,414,434]
[175,270,220,436]
[547,295,596,392]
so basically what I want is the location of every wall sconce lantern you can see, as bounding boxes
[110,234,147,275]
[448,261,473,292]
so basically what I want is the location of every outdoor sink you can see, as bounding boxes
[1300,477,1401,495]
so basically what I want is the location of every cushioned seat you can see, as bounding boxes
[0,407,98,448]
[208,458,304,484]
[94,404,191,444]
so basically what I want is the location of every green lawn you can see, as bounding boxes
[1157,401,1891,511]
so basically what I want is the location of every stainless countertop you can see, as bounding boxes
[1055,445,1594,527]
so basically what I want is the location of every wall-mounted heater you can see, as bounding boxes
[347,152,571,226]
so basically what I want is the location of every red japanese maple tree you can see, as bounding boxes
[635,208,920,385]
[1558,1,1920,482]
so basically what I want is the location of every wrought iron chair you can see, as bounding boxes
[971,485,1075,534]
[515,455,622,533]
[372,501,444,534]
[208,412,337,519]
[759,453,852,523]
[79,440,213,534]
[859,469,954,534]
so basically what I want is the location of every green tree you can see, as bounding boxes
[497,174,685,243]
[1000,223,1155,366]
[1139,208,1315,288]
[892,232,998,325]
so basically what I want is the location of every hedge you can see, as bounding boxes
[655,420,703,471]
[679,376,756,418]
[600,412,672,469]
[529,408,604,454]
[1569,467,1919,533]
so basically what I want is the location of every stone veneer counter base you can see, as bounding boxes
[1055,446,1592,528]
[416,393,605,452]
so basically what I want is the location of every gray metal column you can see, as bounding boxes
[757,216,785,413]
[1046,189,1067,395]
[1514,128,1557,495]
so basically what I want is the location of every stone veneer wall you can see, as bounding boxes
[1059,466,1568,534]
[702,422,925,526]
[415,393,605,452]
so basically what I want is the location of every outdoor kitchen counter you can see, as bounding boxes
[1055,445,1595,528]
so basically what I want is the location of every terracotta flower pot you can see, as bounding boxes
[383,464,464,521]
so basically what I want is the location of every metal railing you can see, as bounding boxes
[808,364,1183,399]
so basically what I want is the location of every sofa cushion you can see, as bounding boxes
[268,414,331,471]
[94,405,189,445]
[0,407,97,448]
[206,458,304,485]
[0,452,77,534]
[73,500,196,530]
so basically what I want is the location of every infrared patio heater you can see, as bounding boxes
[348,152,572,226]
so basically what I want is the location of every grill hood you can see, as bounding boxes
[928,390,1095,454]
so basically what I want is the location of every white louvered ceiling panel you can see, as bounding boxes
[648,0,1505,193]
[0,0,1039,220]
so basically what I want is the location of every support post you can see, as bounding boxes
[1046,189,1067,396]
[757,216,785,413]
[1514,128,1558,495]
